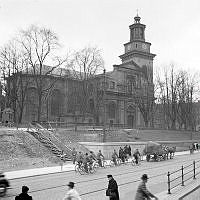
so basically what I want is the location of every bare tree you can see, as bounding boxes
[68,46,104,117]
[18,25,68,122]
[132,65,155,127]
[0,41,31,123]
[155,65,199,130]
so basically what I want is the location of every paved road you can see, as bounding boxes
[3,152,200,200]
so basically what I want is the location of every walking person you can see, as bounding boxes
[135,174,158,200]
[63,182,81,200]
[15,185,33,200]
[106,174,119,200]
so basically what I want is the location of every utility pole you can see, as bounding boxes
[103,69,106,142]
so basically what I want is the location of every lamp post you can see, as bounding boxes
[103,69,106,142]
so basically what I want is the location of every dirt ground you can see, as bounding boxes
[0,128,63,172]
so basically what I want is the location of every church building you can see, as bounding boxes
[95,14,156,128]
[6,14,156,128]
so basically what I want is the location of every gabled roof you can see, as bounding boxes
[113,60,143,72]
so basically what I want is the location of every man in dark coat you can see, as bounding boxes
[107,174,119,200]
[15,186,32,200]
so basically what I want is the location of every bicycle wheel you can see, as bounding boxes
[131,159,136,166]
[109,160,115,167]
[102,160,107,168]
[116,158,121,166]
[78,166,85,175]
[75,164,79,172]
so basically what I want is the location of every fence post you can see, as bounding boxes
[181,165,184,186]
[193,161,196,179]
[167,171,171,194]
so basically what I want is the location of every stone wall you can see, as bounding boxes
[79,140,200,160]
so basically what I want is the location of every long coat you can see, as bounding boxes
[15,193,33,200]
[107,178,119,200]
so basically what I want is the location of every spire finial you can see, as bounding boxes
[134,10,141,23]
[136,9,139,16]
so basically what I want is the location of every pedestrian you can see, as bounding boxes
[106,174,119,200]
[97,150,104,167]
[63,182,81,200]
[135,174,158,200]
[196,143,199,151]
[133,149,141,165]
[15,185,33,200]
[128,145,132,156]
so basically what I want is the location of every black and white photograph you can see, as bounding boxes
[0,0,200,199]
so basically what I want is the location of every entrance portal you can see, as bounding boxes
[127,115,135,128]
[127,105,136,128]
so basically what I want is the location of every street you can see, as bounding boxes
[4,152,200,200]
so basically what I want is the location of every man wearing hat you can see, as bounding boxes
[15,186,32,200]
[135,174,158,200]
[63,182,81,200]
[106,175,119,200]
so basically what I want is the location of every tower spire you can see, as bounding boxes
[134,11,141,24]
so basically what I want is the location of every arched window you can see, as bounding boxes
[51,89,64,116]
[127,105,135,113]
[108,102,116,118]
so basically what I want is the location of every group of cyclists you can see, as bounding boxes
[71,145,141,173]
[71,148,105,173]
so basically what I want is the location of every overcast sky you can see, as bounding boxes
[1,0,200,72]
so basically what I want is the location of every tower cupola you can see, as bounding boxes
[129,14,146,42]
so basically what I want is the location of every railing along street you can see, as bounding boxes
[167,159,200,194]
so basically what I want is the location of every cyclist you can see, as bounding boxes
[97,150,104,167]
[119,147,123,162]
[83,153,90,173]
[71,148,77,164]
[76,151,84,167]
[112,149,118,166]
[89,151,97,169]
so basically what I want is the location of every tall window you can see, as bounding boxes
[25,87,38,121]
[89,99,94,113]
[108,102,116,118]
[51,89,63,116]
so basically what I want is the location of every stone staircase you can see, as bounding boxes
[27,123,73,161]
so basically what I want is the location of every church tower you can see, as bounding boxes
[119,14,156,72]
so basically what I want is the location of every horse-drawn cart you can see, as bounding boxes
[143,141,168,162]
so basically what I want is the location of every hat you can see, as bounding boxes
[141,174,149,180]
[22,186,29,193]
[107,174,113,178]
[67,182,75,188]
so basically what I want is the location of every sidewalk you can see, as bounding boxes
[5,150,194,180]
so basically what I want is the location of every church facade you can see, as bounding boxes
[94,14,156,128]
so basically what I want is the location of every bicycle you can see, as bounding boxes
[131,156,141,166]
[109,157,121,167]
[76,162,97,175]
[96,158,107,168]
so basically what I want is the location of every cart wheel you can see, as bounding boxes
[0,184,7,197]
